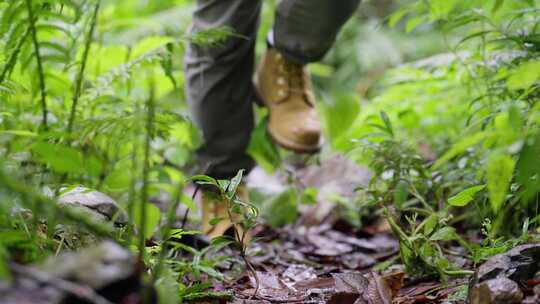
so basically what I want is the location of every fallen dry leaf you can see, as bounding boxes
[306,233,353,257]
[382,272,405,298]
[394,282,440,304]
[327,272,393,304]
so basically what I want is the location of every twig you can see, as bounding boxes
[67,0,101,133]
[9,262,114,304]
[25,0,48,129]
[238,294,311,303]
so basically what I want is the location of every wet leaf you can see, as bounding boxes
[448,185,485,207]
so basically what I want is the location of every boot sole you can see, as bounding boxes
[268,127,321,154]
[252,83,321,154]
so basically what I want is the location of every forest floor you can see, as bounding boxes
[2,156,540,304]
[176,155,540,304]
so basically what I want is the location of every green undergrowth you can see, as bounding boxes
[324,0,540,280]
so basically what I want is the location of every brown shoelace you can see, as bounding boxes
[282,60,313,107]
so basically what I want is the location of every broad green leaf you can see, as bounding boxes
[132,202,161,239]
[319,93,360,149]
[516,134,540,201]
[388,8,409,28]
[394,181,408,209]
[191,175,219,187]
[226,170,244,199]
[430,226,458,241]
[247,117,280,173]
[493,111,520,147]
[433,132,488,169]
[32,142,83,174]
[448,185,485,207]
[508,104,522,132]
[309,63,334,77]
[131,36,173,58]
[210,236,235,248]
[164,146,190,167]
[301,187,318,205]
[423,214,439,235]
[492,0,505,13]
[104,166,131,192]
[0,130,37,137]
[170,122,193,147]
[84,155,103,177]
[85,44,128,76]
[261,188,298,228]
[208,218,224,226]
[428,0,459,20]
[486,153,515,214]
[507,61,540,90]
[405,15,426,33]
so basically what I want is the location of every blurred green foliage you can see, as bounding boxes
[1,0,540,294]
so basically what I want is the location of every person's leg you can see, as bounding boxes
[185,0,261,179]
[273,0,361,64]
[254,0,360,153]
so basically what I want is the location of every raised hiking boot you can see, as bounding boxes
[201,184,250,241]
[254,48,321,153]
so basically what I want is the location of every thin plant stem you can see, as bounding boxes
[25,0,48,129]
[67,0,101,133]
[125,44,137,245]
[225,198,259,299]
[126,124,139,245]
[138,76,155,261]
[152,182,184,283]
[137,77,155,304]
[181,185,200,230]
[0,27,31,85]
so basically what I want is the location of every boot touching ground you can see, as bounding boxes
[201,184,251,242]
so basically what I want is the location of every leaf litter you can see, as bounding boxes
[210,156,540,303]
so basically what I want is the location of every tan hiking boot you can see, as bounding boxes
[201,184,250,241]
[254,48,321,153]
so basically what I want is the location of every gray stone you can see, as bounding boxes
[40,241,134,289]
[476,243,540,283]
[470,278,523,304]
[0,241,139,304]
[59,186,128,225]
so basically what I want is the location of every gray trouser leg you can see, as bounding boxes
[185,0,261,179]
[274,0,361,64]
[185,0,358,179]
